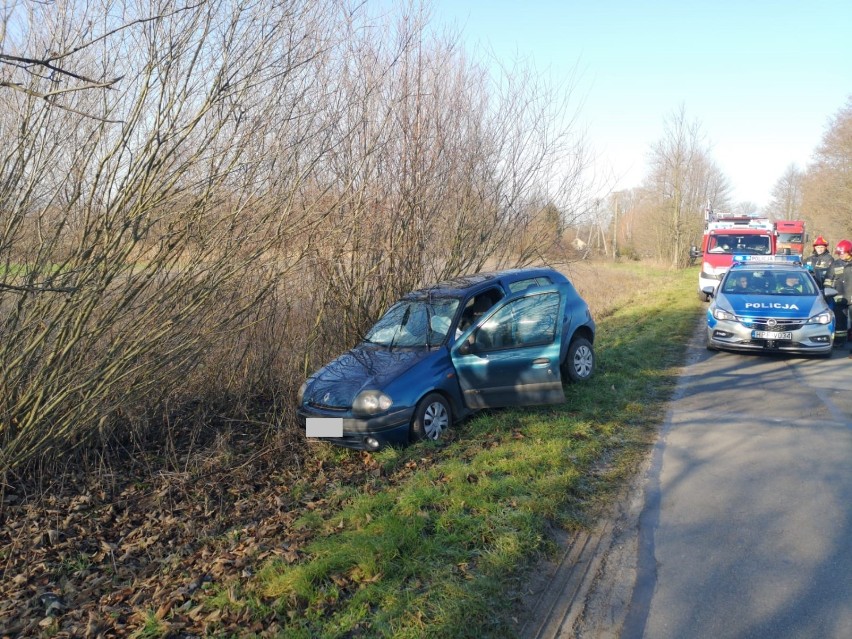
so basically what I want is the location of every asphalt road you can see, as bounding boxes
[620,326,852,639]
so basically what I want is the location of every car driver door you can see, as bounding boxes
[450,285,567,409]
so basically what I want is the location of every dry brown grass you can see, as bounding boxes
[560,258,673,320]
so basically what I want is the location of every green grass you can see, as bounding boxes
[236,265,703,637]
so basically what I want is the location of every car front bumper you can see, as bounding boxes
[297,405,415,450]
[707,320,833,355]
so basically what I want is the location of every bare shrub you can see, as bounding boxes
[296,5,590,371]
[0,0,340,472]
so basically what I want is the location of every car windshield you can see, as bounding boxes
[723,270,817,296]
[707,235,771,255]
[777,232,802,243]
[364,298,460,347]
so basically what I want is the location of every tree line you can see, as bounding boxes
[581,99,852,263]
[769,97,852,244]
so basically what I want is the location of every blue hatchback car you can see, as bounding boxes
[297,267,596,450]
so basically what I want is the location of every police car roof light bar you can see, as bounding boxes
[731,254,803,266]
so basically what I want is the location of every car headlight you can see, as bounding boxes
[712,307,735,321]
[806,312,832,325]
[352,390,393,416]
[297,381,308,405]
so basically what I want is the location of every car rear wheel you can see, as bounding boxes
[411,393,451,441]
[562,337,595,382]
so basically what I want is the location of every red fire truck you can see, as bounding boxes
[774,219,808,255]
[692,213,808,301]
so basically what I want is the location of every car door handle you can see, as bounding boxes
[532,358,551,366]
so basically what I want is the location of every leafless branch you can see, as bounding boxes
[0,282,78,294]
[0,53,121,87]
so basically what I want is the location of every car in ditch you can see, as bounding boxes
[297,267,596,451]
[704,255,837,357]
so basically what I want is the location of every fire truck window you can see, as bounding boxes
[709,238,730,253]
[741,237,770,254]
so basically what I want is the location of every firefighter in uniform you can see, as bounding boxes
[825,239,852,351]
[804,235,834,287]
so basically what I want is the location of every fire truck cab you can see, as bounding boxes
[692,212,809,302]
[774,219,809,256]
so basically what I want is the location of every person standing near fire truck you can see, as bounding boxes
[804,236,834,286]
[825,239,852,351]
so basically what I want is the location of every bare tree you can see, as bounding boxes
[732,201,760,215]
[766,164,803,220]
[640,106,731,267]
[802,96,852,240]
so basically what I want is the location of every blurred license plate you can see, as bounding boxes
[306,418,343,437]
[752,330,792,340]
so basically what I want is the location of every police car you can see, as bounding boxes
[704,255,836,356]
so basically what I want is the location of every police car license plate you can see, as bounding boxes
[752,330,792,340]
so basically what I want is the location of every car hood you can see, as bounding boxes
[305,345,432,408]
[718,293,825,319]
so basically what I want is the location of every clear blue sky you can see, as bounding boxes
[428,0,852,209]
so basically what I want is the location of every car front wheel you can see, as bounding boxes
[563,337,595,382]
[411,393,451,441]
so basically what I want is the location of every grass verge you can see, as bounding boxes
[229,265,704,638]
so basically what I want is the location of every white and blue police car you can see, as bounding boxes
[704,255,836,356]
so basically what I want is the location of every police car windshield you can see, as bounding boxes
[723,270,817,296]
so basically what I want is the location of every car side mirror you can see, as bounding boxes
[457,333,477,356]
[689,246,702,259]
[701,286,715,299]
[823,286,838,298]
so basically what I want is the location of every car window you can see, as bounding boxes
[428,299,461,339]
[724,273,757,293]
[474,292,559,350]
[771,271,816,296]
[508,276,552,293]
[457,288,504,334]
